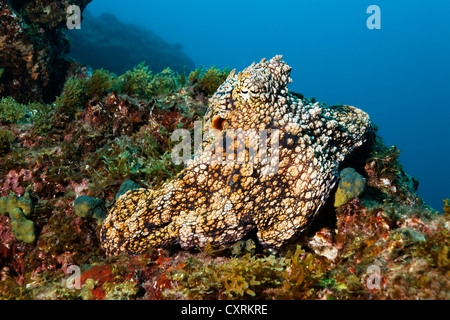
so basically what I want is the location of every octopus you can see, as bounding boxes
[100,55,373,256]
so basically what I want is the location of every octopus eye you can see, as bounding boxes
[240,88,251,100]
[212,116,227,131]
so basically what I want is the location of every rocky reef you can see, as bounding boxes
[0,57,448,299]
[0,0,92,103]
[68,11,195,76]
[0,1,448,301]
[0,1,194,104]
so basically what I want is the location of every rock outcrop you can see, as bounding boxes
[68,11,195,76]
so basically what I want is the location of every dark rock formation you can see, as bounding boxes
[0,0,91,103]
[68,11,195,76]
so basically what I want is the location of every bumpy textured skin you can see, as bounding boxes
[100,56,373,256]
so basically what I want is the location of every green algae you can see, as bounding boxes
[148,67,181,97]
[117,63,184,99]
[119,62,154,99]
[86,69,117,98]
[54,77,88,121]
[0,96,27,124]
[0,98,56,134]
[102,280,138,300]
[28,102,55,134]
[118,62,230,100]
[0,129,14,156]
[94,132,183,191]
[188,66,230,96]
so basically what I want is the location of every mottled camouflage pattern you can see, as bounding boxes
[100,56,373,255]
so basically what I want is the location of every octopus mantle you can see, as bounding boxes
[100,56,373,256]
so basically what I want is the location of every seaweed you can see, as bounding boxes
[0,129,14,156]
[28,102,55,134]
[165,252,284,299]
[0,96,27,124]
[54,77,88,121]
[93,133,183,191]
[276,246,323,299]
[443,198,450,215]
[118,63,186,100]
[148,67,180,97]
[86,69,118,98]
[118,62,154,99]
[188,66,230,97]
[412,228,450,271]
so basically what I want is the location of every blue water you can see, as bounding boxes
[85,0,450,211]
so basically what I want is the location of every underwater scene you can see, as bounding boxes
[0,0,449,302]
